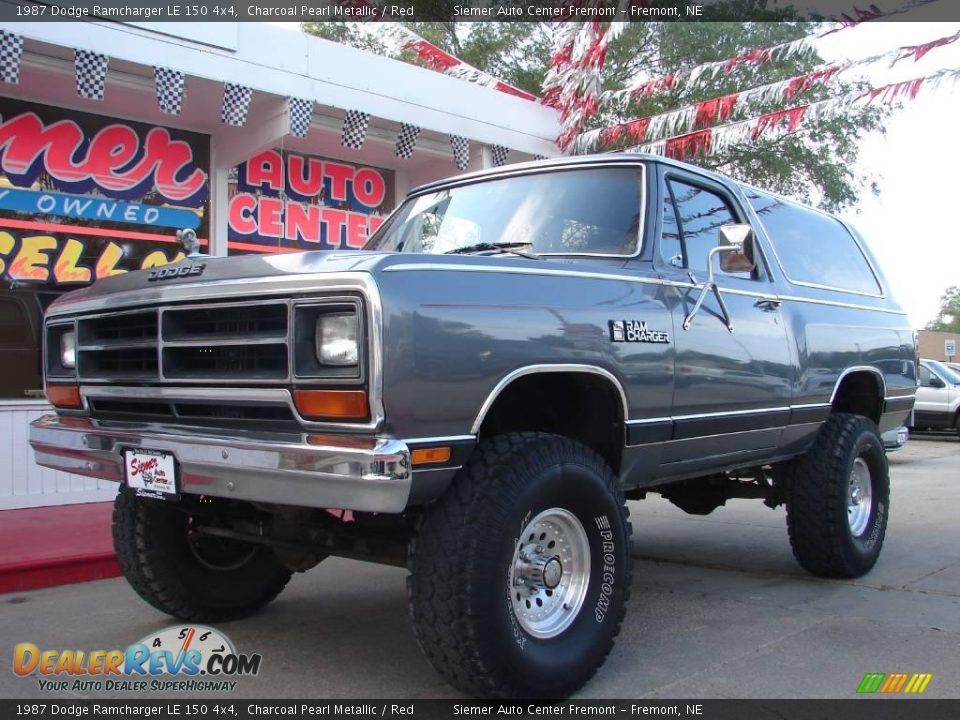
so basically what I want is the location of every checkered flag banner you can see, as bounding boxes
[75,49,108,100]
[450,135,470,171]
[154,67,185,115]
[533,154,547,160]
[341,110,370,149]
[0,30,24,84]
[222,83,252,127]
[288,97,313,138]
[491,145,510,167]
[395,123,421,159]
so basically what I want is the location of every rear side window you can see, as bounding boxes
[746,190,881,295]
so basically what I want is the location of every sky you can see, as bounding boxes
[275,17,960,328]
[819,20,960,328]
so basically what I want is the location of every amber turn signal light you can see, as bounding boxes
[411,447,452,465]
[293,389,369,420]
[46,384,82,409]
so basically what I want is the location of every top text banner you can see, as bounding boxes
[2,0,957,22]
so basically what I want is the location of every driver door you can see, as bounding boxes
[655,170,793,472]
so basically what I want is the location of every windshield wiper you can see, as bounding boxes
[444,242,539,259]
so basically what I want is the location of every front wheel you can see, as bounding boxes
[112,491,292,622]
[408,432,632,698]
[781,413,890,579]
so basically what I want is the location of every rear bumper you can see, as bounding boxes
[29,415,411,512]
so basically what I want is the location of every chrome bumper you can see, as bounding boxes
[29,415,411,512]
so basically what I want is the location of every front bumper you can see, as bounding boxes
[29,415,411,512]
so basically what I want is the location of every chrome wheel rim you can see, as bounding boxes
[847,457,873,537]
[509,508,591,639]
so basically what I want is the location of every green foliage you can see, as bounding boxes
[927,287,960,332]
[301,15,890,212]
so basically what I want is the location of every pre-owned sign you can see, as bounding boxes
[228,149,393,252]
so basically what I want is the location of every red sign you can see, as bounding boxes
[228,150,393,253]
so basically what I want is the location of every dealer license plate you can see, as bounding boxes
[124,448,178,500]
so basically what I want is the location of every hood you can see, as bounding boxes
[47,250,389,316]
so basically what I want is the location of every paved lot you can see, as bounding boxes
[2,434,959,700]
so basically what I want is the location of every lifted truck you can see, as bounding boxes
[31,154,917,698]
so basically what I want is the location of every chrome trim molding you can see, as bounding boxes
[403,434,477,445]
[29,415,411,513]
[830,366,888,405]
[471,364,630,434]
[380,264,907,315]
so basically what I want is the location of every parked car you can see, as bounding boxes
[882,425,909,451]
[911,359,960,436]
[30,154,917,698]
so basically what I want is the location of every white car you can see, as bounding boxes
[911,359,960,437]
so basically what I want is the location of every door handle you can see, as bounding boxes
[754,299,781,311]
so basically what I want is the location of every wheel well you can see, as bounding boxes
[477,372,624,473]
[832,371,883,424]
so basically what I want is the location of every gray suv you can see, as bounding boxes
[30,155,917,698]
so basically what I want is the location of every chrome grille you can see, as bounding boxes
[73,300,290,384]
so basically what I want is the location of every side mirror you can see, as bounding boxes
[717,224,757,274]
[176,228,203,258]
[929,376,946,389]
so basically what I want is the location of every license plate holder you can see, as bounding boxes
[123,448,179,501]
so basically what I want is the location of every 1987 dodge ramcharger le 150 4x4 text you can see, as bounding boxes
[30,155,917,698]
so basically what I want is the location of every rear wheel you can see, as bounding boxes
[408,432,632,698]
[112,490,292,622]
[781,413,889,579]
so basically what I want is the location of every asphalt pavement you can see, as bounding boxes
[2,433,959,700]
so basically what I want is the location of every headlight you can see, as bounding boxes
[60,331,76,369]
[316,312,359,366]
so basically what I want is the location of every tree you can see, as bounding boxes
[927,286,960,333]
[302,13,891,212]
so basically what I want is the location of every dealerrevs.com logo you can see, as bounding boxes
[13,625,261,693]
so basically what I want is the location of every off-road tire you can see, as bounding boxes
[408,432,632,699]
[781,413,889,579]
[112,490,292,622]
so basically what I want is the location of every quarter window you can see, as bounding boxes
[746,189,881,295]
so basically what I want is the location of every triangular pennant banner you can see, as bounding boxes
[0,30,24,84]
[395,123,421,159]
[450,135,470,171]
[288,97,313,138]
[491,145,509,167]
[341,110,370,149]
[75,49,108,100]
[222,83,252,127]
[154,67,185,115]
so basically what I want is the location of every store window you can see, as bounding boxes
[227,149,394,254]
[0,98,210,399]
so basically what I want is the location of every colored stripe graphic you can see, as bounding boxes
[857,673,885,693]
[904,673,934,694]
[858,672,933,694]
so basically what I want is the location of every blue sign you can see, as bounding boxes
[0,188,200,230]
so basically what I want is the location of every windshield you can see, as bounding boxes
[927,360,960,385]
[365,167,644,256]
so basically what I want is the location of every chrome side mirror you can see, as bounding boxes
[682,223,758,333]
[718,224,757,274]
[176,228,203,258]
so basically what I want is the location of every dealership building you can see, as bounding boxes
[0,21,560,509]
